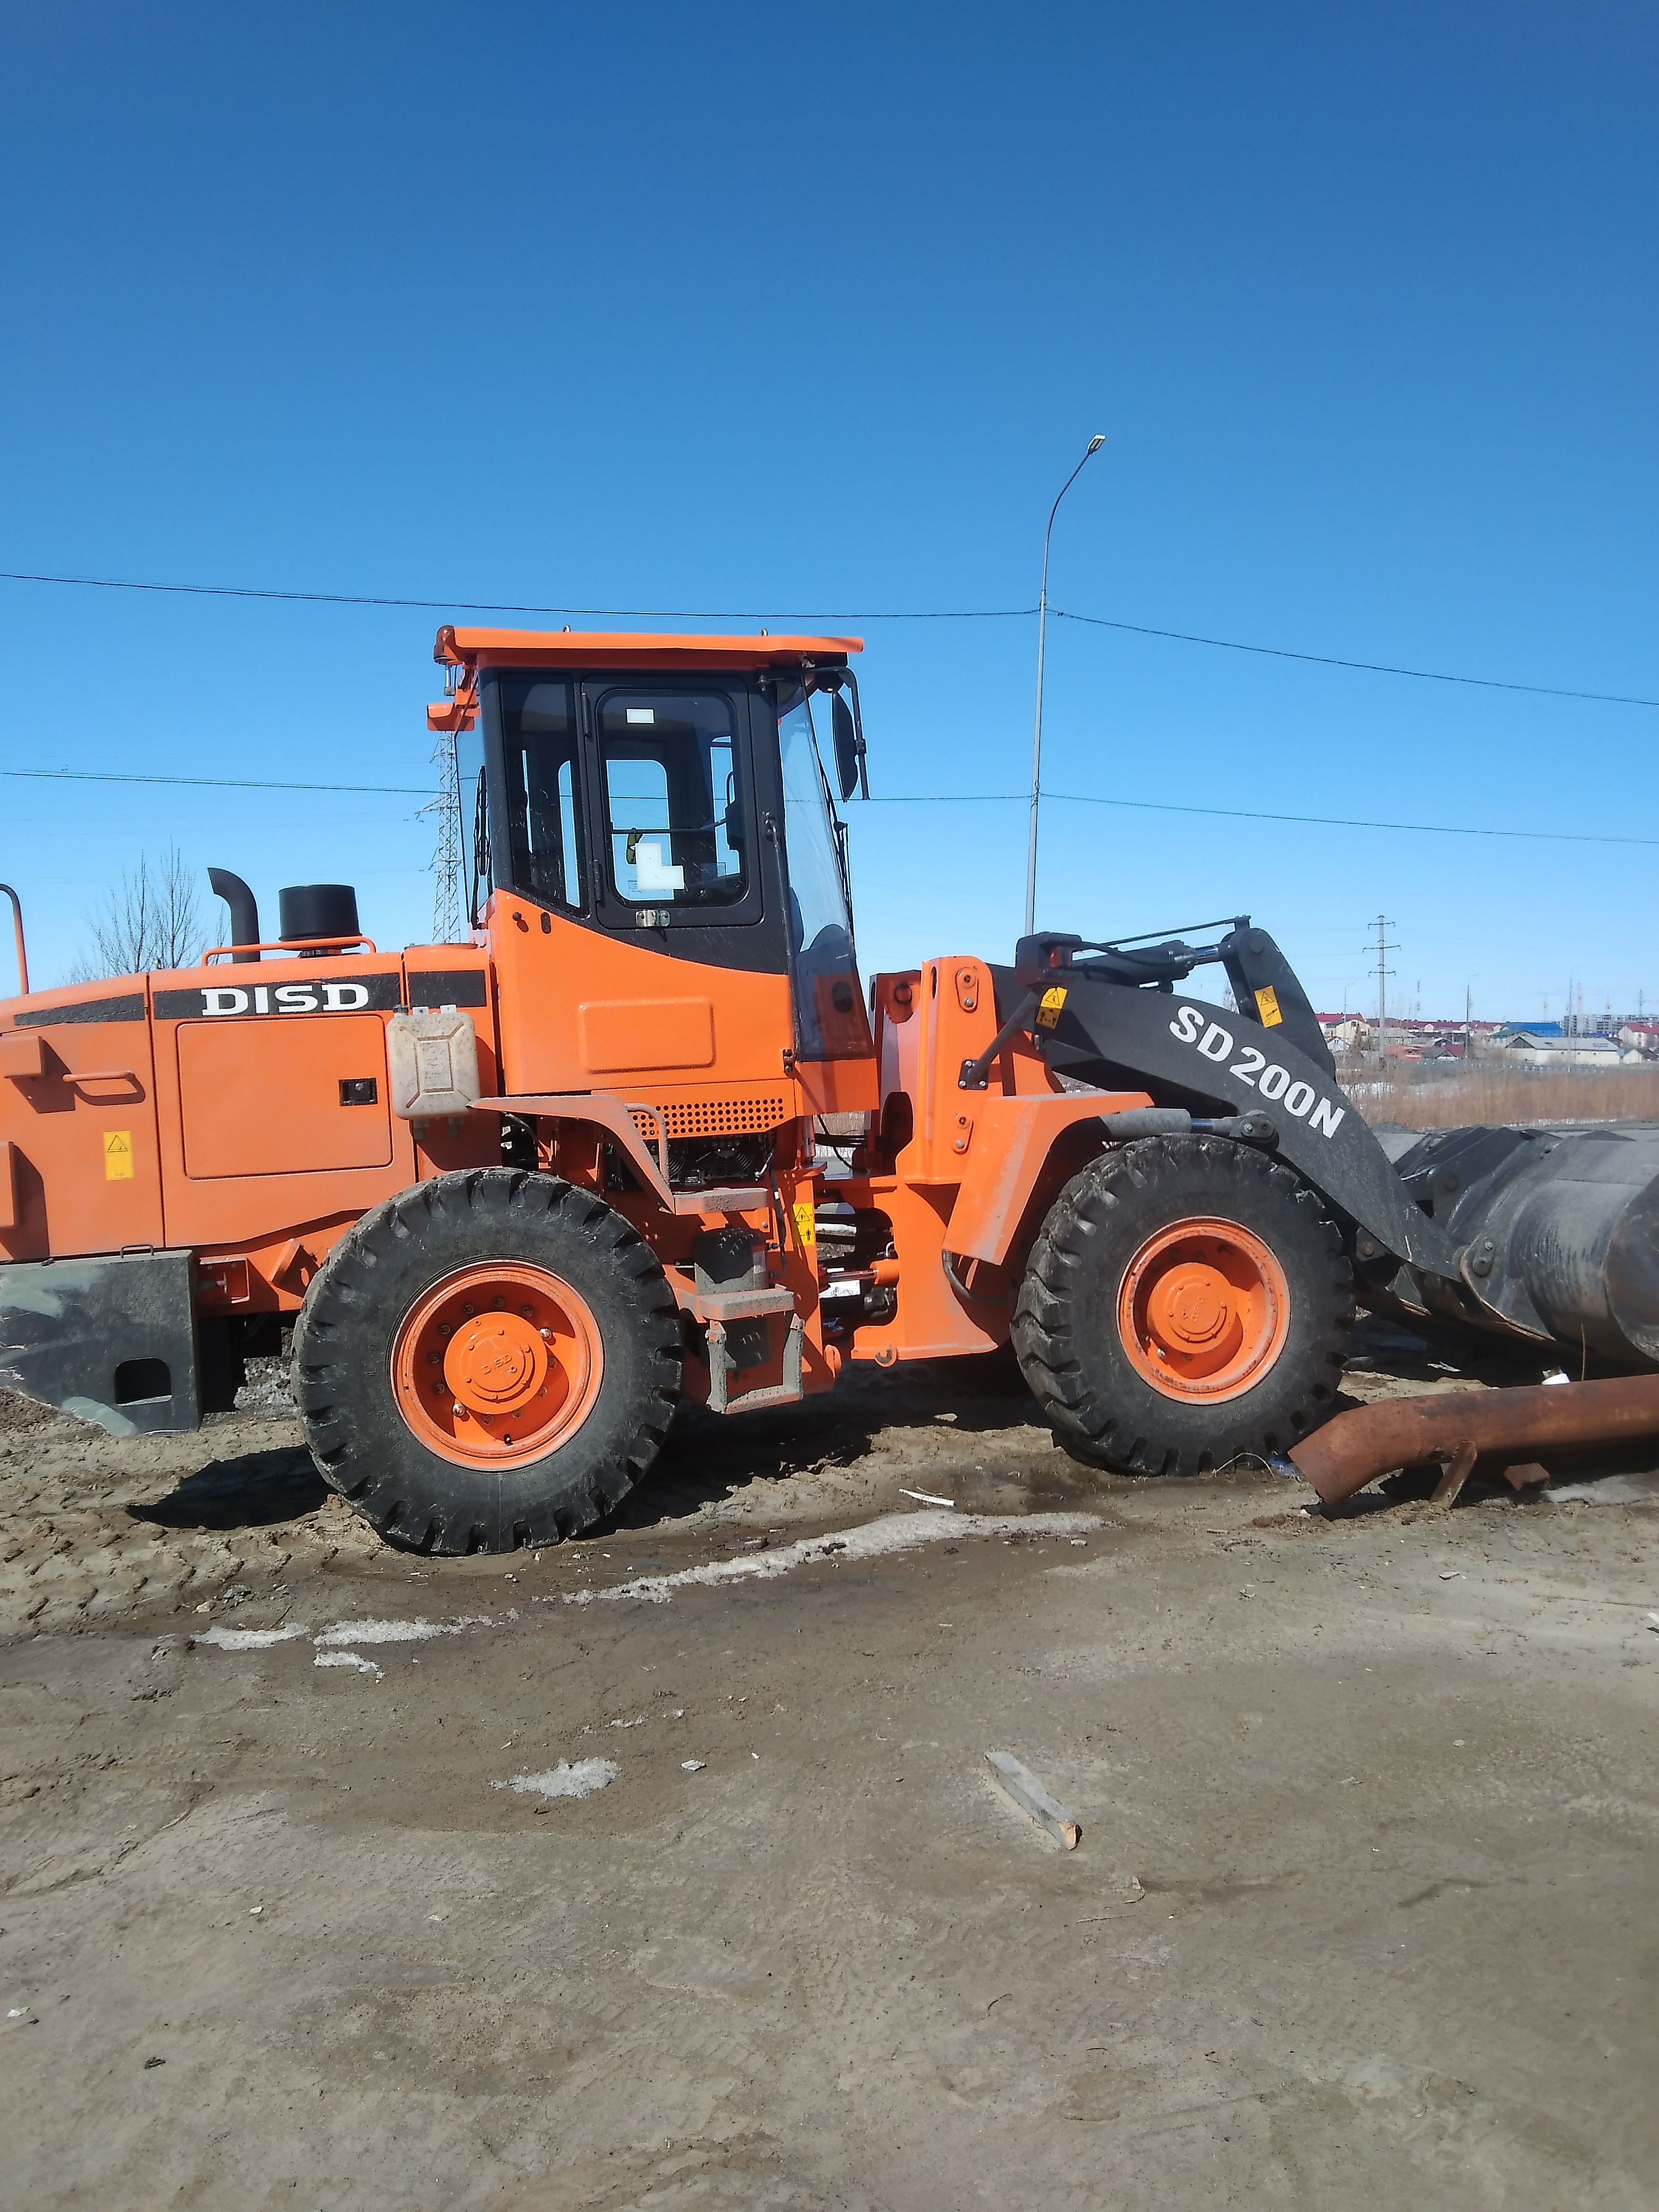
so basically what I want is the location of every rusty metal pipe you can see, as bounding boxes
[1288,1375,1659,1508]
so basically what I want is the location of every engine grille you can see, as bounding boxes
[632,1095,790,1142]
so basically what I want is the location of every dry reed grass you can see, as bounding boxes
[1345,1062,1659,1129]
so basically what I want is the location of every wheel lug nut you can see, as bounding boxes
[462,1303,476,1317]
[539,1327,552,1343]
[520,1306,533,1319]
[454,1404,468,1420]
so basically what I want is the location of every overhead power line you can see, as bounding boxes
[6,766,1656,848]
[1049,608,1657,708]
[2,767,426,794]
[1042,789,1659,849]
[874,786,1659,848]
[0,568,1028,624]
[1,565,1653,708]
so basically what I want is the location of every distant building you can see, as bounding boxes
[1318,1009,1655,1068]
[1318,1013,1370,1053]
[1485,1026,1639,1068]
[1319,1012,1488,1059]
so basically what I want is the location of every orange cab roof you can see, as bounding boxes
[434,625,862,672]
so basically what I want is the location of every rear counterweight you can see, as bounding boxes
[0,1249,202,1435]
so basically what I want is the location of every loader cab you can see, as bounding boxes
[438,630,874,1099]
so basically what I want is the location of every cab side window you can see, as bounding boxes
[597,692,747,909]
[501,681,584,911]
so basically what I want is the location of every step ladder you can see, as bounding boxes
[690,1283,804,1415]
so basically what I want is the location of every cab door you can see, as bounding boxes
[482,669,794,1096]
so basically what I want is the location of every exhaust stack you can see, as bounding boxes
[207,869,261,966]
[1,884,28,995]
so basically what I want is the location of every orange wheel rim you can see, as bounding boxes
[1117,1216,1290,1403]
[390,1262,604,1469]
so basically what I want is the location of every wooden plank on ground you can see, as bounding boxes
[986,1750,1081,1849]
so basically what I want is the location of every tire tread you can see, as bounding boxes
[1012,1136,1353,1477]
[291,1167,682,1554]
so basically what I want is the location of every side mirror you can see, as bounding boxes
[831,693,866,802]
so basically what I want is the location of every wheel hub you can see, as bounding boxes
[1149,1264,1231,1348]
[391,1261,604,1468]
[445,1310,548,1414]
[1117,1216,1291,1402]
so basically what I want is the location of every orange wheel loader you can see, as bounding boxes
[3,630,1656,1553]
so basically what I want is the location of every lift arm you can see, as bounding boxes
[1005,968,1460,1276]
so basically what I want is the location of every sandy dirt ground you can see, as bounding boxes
[3,1323,1657,2210]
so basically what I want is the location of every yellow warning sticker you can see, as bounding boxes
[103,1129,134,1180]
[1036,985,1068,1029]
[791,1199,817,1250]
[1254,985,1284,1027]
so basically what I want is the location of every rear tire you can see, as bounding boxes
[1012,1136,1353,1475]
[292,1169,681,1553]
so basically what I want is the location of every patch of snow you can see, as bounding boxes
[192,1621,310,1650]
[314,1652,384,1679]
[493,1759,618,1800]
[312,1615,489,1648]
[681,1759,706,1773]
[1549,1474,1659,1505]
[555,1510,1100,1606]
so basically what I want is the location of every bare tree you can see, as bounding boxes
[69,846,205,981]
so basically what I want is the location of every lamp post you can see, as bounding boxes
[1024,433,1105,938]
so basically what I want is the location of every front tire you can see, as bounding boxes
[1012,1136,1353,1475]
[292,1169,682,1553]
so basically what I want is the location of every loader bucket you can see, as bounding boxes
[1377,1121,1659,1370]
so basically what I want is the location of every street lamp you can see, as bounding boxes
[1024,432,1106,937]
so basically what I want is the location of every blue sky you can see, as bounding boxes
[3,2,1655,1019]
